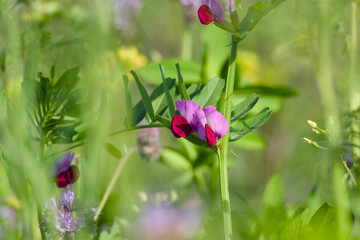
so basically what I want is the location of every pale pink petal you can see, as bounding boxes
[203,106,229,139]
[175,100,201,130]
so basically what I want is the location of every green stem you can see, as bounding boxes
[95,146,137,220]
[219,36,239,240]
[107,124,165,137]
[349,2,360,164]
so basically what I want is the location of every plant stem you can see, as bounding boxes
[219,36,239,240]
[349,2,360,163]
[95,145,137,220]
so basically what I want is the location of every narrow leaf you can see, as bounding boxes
[231,93,259,123]
[131,70,155,122]
[152,80,176,115]
[160,148,192,172]
[229,107,272,141]
[130,78,176,126]
[123,75,133,127]
[159,64,176,117]
[105,143,122,159]
[176,63,190,100]
[192,77,225,108]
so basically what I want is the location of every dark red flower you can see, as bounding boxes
[56,165,80,188]
[54,153,80,188]
[171,115,193,138]
[197,0,224,25]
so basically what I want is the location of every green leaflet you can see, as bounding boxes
[123,75,133,128]
[176,63,190,100]
[239,0,287,36]
[192,77,225,108]
[229,107,272,141]
[231,93,259,124]
[159,64,176,117]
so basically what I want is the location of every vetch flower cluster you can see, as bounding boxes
[171,100,229,147]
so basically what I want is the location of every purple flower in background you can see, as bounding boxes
[134,199,202,240]
[113,0,143,30]
[137,121,162,162]
[179,0,203,21]
[41,189,97,239]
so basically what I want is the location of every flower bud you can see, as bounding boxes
[312,129,321,134]
[307,120,317,128]
[137,122,162,162]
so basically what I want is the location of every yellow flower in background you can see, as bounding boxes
[5,78,22,102]
[107,46,148,82]
[116,46,148,72]
[236,50,260,86]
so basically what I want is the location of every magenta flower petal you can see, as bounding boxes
[198,5,215,24]
[203,106,229,139]
[205,124,217,147]
[171,115,193,138]
[203,0,224,22]
[175,100,201,130]
[55,152,75,177]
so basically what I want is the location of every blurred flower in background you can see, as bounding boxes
[133,196,202,240]
[41,188,97,239]
[137,121,162,162]
[116,46,148,72]
[179,0,202,21]
[236,50,260,86]
[113,0,143,31]
[0,205,19,238]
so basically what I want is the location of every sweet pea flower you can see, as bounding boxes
[170,100,229,147]
[193,105,229,147]
[171,100,201,138]
[198,0,224,25]
[54,153,79,188]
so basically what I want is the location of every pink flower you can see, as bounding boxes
[170,100,229,147]
[197,0,224,25]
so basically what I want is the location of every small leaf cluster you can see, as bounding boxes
[23,66,85,146]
